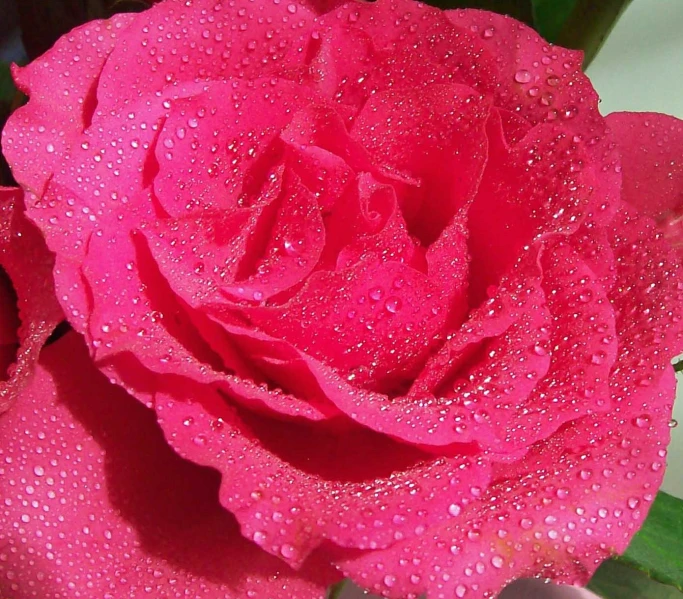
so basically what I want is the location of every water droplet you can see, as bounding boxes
[634,414,651,428]
[514,69,532,84]
[448,503,462,517]
[590,351,606,365]
[369,287,383,301]
[253,531,267,545]
[384,297,402,314]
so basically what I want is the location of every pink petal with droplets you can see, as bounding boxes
[351,83,489,245]
[334,205,683,599]
[329,174,422,272]
[143,205,260,308]
[468,112,597,302]
[0,188,63,414]
[153,376,490,568]
[153,79,320,216]
[225,172,325,302]
[305,25,378,110]
[1,15,135,195]
[447,9,621,228]
[606,112,683,255]
[83,215,336,422]
[323,0,451,54]
[0,332,337,598]
[279,103,373,210]
[240,257,450,393]
[94,0,341,116]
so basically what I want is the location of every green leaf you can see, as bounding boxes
[0,62,16,109]
[0,62,21,187]
[531,0,578,42]
[326,580,350,599]
[588,560,683,599]
[588,492,683,598]
[616,491,683,591]
[553,0,633,67]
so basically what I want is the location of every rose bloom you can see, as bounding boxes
[2,0,683,597]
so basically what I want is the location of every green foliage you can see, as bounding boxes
[0,62,20,186]
[589,560,683,599]
[616,492,683,591]
[531,0,578,41]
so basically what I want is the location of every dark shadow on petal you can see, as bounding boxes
[43,331,338,587]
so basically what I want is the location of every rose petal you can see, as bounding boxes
[243,258,449,393]
[351,82,489,245]
[152,375,489,568]
[0,188,62,414]
[94,0,340,116]
[424,210,470,328]
[323,173,421,272]
[447,8,621,228]
[606,112,683,254]
[0,332,337,598]
[144,205,260,308]
[336,369,675,599]
[306,25,378,111]
[333,205,683,599]
[322,0,463,60]
[318,2,496,113]
[84,214,336,423]
[279,103,372,211]
[468,112,597,302]
[1,15,135,195]
[153,79,320,216]
[225,172,325,302]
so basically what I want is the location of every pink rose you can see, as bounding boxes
[0,187,62,413]
[2,0,683,597]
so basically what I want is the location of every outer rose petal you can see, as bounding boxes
[95,0,341,116]
[606,112,683,254]
[0,188,63,414]
[336,370,675,599]
[152,378,490,568]
[0,332,338,598]
[333,206,683,599]
[1,15,135,195]
[447,9,621,228]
